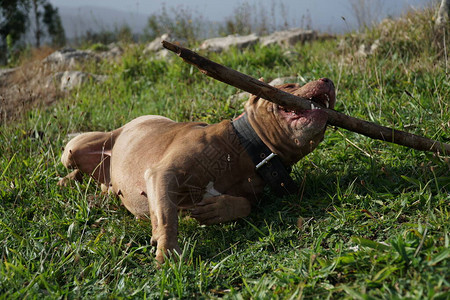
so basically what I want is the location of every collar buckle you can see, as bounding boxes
[255,152,277,170]
[231,113,298,195]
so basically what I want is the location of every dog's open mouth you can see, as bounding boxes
[279,82,335,116]
[277,78,336,127]
[278,105,324,125]
[279,93,332,115]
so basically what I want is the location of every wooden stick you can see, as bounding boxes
[162,41,450,155]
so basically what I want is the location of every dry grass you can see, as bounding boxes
[0,46,64,124]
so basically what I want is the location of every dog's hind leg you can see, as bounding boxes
[58,129,121,187]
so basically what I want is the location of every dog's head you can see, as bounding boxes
[244,78,336,164]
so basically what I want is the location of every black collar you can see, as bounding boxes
[231,113,298,196]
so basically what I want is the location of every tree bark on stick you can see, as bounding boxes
[162,41,449,155]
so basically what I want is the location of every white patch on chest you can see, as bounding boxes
[202,181,222,200]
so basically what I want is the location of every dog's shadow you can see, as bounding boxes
[116,153,447,265]
[180,155,448,263]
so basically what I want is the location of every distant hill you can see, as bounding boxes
[55,1,434,42]
[58,6,149,40]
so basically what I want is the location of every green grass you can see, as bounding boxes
[1,8,449,299]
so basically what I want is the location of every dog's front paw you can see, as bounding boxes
[154,235,182,264]
[191,195,251,225]
[191,197,224,225]
[57,169,83,187]
[57,177,71,187]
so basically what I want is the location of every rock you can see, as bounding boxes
[260,29,317,47]
[43,48,99,67]
[47,71,108,91]
[144,33,171,54]
[98,44,124,60]
[268,76,297,86]
[199,33,259,52]
[155,49,171,60]
[0,68,18,86]
[228,91,250,104]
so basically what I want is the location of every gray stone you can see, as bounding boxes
[268,76,297,86]
[199,33,259,52]
[260,29,316,47]
[228,91,250,104]
[144,34,171,54]
[48,71,108,91]
[98,44,124,60]
[155,49,171,60]
[43,48,99,67]
[0,68,18,86]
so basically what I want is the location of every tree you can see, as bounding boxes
[31,0,41,47]
[1,0,65,51]
[0,0,29,48]
[42,2,65,46]
[31,0,65,47]
[0,0,29,64]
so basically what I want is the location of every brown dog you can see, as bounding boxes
[58,78,336,263]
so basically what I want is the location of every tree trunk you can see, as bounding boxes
[32,0,41,48]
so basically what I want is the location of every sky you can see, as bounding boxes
[47,0,437,35]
